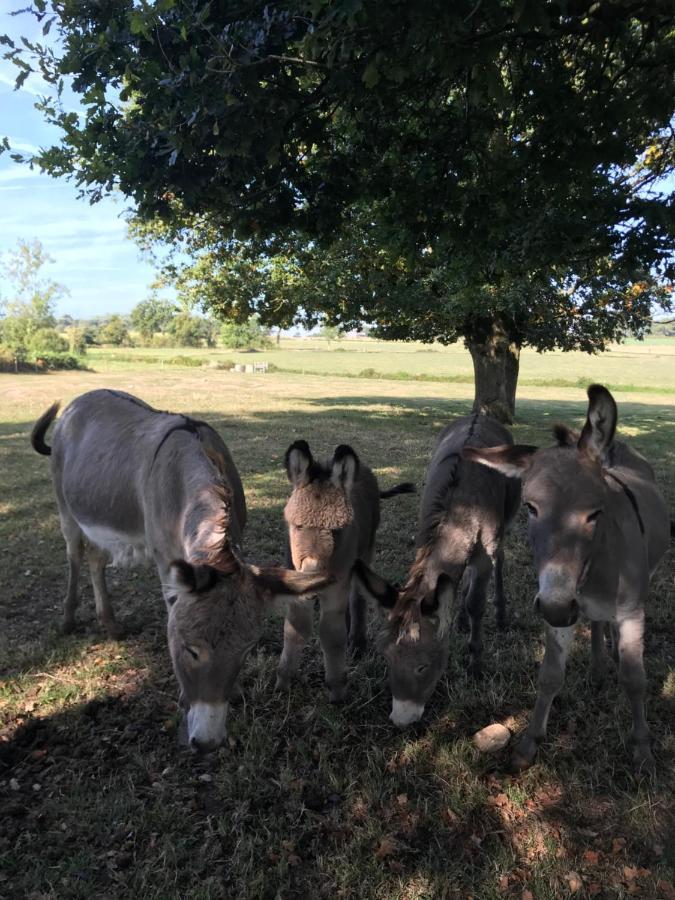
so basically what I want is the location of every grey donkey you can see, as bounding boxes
[465,384,670,770]
[31,390,330,751]
[353,413,520,726]
[276,440,415,702]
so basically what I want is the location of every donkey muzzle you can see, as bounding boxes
[533,594,579,628]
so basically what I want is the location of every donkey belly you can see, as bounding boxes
[80,522,151,568]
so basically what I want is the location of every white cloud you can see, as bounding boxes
[0,165,41,183]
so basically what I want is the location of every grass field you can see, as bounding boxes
[0,347,673,899]
[87,335,675,394]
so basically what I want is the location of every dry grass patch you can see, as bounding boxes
[0,366,673,899]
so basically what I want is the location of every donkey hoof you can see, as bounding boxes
[274,674,291,692]
[327,680,347,704]
[61,617,76,635]
[104,620,125,640]
[509,737,538,773]
[632,744,655,774]
[348,638,367,660]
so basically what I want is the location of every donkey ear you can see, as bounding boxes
[331,444,359,492]
[167,560,220,595]
[577,384,617,461]
[249,565,332,599]
[463,444,538,479]
[285,440,313,486]
[353,559,399,609]
[553,424,579,447]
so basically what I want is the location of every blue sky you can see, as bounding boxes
[0,7,163,318]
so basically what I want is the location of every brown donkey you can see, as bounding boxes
[353,413,520,726]
[464,385,670,770]
[276,441,414,702]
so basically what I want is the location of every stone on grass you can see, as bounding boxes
[473,723,511,753]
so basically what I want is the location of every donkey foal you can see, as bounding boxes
[277,441,414,702]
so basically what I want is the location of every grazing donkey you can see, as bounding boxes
[31,390,330,751]
[353,414,520,726]
[464,385,670,770]
[276,440,415,702]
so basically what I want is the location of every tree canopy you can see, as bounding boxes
[4,0,674,417]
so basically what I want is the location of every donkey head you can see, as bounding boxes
[353,558,452,726]
[166,551,331,752]
[284,440,359,575]
[464,384,616,628]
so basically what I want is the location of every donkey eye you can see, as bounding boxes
[525,502,538,517]
[415,663,429,676]
[586,509,603,524]
[183,644,199,661]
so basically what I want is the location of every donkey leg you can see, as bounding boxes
[88,545,124,639]
[590,621,607,686]
[493,548,507,630]
[465,566,491,678]
[276,598,313,691]
[60,515,84,634]
[617,614,653,770]
[319,583,349,703]
[347,579,368,658]
[512,624,574,771]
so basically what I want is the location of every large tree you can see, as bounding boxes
[4,0,674,419]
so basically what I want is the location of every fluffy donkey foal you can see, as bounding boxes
[32,390,330,752]
[464,385,669,770]
[277,440,414,702]
[353,413,520,726]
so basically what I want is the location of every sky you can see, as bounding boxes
[0,7,164,318]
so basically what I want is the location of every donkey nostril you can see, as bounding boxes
[190,736,202,753]
[533,595,541,614]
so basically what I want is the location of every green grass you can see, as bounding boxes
[87,334,675,393]
[0,361,673,899]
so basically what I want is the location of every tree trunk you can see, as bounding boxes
[466,322,521,424]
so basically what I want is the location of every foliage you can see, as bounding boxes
[98,315,132,346]
[319,324,344,346]
[64,325,88,355]
[168,311,216,347]
[0,238,68,368]
[3,2,674,414]
[130,296,177,343]
[220,314,271,350]
[29,326,68,353]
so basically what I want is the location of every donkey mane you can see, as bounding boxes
[416,411,481,549]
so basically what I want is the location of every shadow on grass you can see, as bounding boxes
[1,391,673,898]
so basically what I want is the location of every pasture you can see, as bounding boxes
[0,343,673,899]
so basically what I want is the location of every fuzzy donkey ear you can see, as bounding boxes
[463,444,538,479]
[331,444,359,492]
[577,384,617,462]
[167,560,220,596]
[285,439,313,486]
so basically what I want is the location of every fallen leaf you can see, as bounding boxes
[498,874,509,892]
[612,837,627,854]
[374,836,397,859]
[522,891,534,900]
[566,871,583,892]
[656,879,675,899]
[583,850,601,866]
[624,867,639,882]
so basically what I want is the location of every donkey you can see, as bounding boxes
[464,385,670,770]
[352,413,520,726]
[276,440,415,702]
[31,390,330,751]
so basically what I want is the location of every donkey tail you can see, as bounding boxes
[380,482,416,499]
[31,401,60,456]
